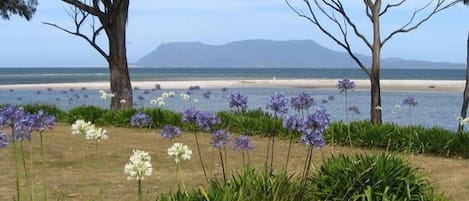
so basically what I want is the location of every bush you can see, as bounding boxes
[65,106,109,125]
[22,104,67,120]
[325,121,469,158]
[308,154,446,201]
[157,167,304,201]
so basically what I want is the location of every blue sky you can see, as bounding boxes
[0,0,467,67]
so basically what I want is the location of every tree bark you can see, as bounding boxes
[370,0,383,124]
[105,1,132,110]
[459,32,469,131]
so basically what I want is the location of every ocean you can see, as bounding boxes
[0,67,465,130]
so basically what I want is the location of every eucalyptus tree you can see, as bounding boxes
[44,0,132,110]
[286,0,461,124]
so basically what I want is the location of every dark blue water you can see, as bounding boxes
[0,67,464,84]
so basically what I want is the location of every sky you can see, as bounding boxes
[0,0,467,67]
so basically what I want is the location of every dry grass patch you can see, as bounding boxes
[0,123,468,200]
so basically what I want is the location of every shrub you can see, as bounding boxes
[22,104,67,120]
[157,167,304,201]
[65,106,108,125]
[308,154,447,201]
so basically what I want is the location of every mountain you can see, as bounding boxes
[136,39,464,69]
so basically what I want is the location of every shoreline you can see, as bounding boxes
[0,79,465,92]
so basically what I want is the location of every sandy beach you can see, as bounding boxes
[0,79,465,92]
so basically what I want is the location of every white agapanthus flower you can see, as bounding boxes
[124,149,153,180]
[120,99,127,104]
[161,92,169,98]
[180,93,190,101]
[99,90,115,100]
[193,98,199,104]
[168,143,192,164]
[71,119,93,135]
[457,116,469,126]
[86,127,108,142]
[168,91,175,97]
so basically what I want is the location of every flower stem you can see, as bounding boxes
[82,139,88,201]
[194,132,209,183]
[299,145,313,201]
[138,179,142,201]
[284,130,293,174]
[176,164,187,194]
[218,148,226,183]
[96,142,102,201]
[40,132,48,201]
[28,140,35,201]
[13,140,21,201]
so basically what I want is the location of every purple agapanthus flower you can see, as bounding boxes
[301,109,330,148]
[228,92,248,112]
[32,110,55,132]
[196,111,220,131]
[203,91,212,99]
[232,135,254,151]
[210,130,231,148]
[290,92,315,112]
[182,107,200,123]
[402,97,417,106]
[13,115,35,141]
[282,114,304,132]
[348,106,360,115]
[130,112,153,127]
[266,92,288,115]
[161,125,182,139]
[337,78,355,93]
[0,132,8,148]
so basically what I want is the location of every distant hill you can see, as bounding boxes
[136,39,464,69]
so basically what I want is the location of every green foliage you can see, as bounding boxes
[0,0,37,20]
[65,106,109,125]
[308,154,447,201]
[216,109,284,137]
[21,104,67,120]
[157,167,304,201]
[143,108,182,128]
[326,121,469,158]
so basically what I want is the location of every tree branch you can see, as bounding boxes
[381,0,460,46]
[61,0,104,18]
[379,0,406,16]
[286,0,371,77]
[42,7,108,60]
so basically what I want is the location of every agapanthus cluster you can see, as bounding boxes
[31,110,55,132]
[130,112,153,128]
[71,119,93,136]
[98,90,115,100]
[282,114,304,132]
[337,78,355,93]
[124,149,153,180]
[150,97,165,107]
[196,111,220,131]
[168,143,193,164]
[161,125,182,139]
[290,92,315,112]
[301,109,330,148]
[180,93,190,102]
[228,92,248,111]
[402,97,417,106]
[210,130,231,148]
[0,132,8,149]
[85,127,108,142]
[348,106,360,115]
[203,91,212,99]
[182,108,200,123]
[232,135,254,151]
[266,92,288,115]
[0,105,35,142]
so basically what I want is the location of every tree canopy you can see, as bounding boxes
[0,0,37,20]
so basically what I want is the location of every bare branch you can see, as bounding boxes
[363,0,373,21]
[285,0,371,77]
[381,0,460,46]
[61,0,104,17]
[379,0,406,16]
[42,7,108,60]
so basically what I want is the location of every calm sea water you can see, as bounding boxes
[0,67,464,84]
[0,67,464,130]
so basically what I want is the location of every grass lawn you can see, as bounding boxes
[0,123,468,201]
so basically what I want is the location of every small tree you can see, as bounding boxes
[1,0,37,20]
[44,0,133,110]
[286,0,460,124]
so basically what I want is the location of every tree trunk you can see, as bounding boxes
[370,1,383,124]
[105,1,132,110]
[459,32,469,131]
